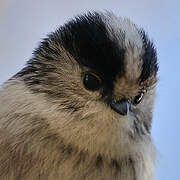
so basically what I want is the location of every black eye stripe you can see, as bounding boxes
[82,72,102,91]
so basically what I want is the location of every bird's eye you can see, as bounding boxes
[82,72,101,91]
[132,91,144,105]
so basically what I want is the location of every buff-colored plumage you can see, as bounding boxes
[0,11,158,180]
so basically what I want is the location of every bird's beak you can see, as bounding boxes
[110,99,130,116]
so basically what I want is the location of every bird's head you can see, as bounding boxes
[15,11,158,158]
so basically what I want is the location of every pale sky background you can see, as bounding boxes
[0,0,180,179]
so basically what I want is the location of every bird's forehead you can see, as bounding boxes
[101,12,144,81]
[101,12,143,50]
[60,11,157,84]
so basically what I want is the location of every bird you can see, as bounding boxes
[0,11,158,180]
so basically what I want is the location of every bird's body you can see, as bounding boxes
[0,12,158,180]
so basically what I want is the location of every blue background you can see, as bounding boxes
[0,0,180,179]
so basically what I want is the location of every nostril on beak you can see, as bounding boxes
[110,99,130,116]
